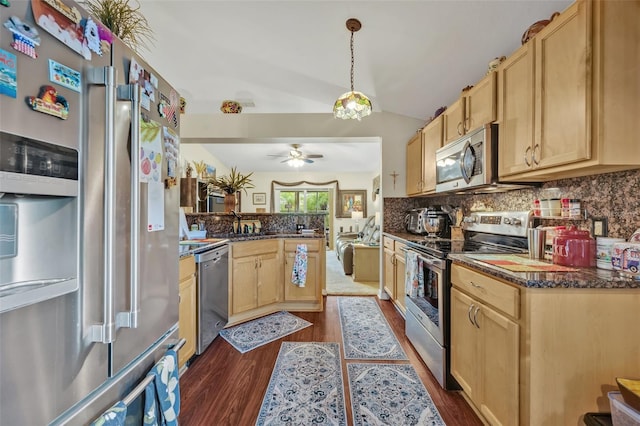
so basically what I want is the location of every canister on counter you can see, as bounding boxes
[569,199,582,219]
[597,237,625,269]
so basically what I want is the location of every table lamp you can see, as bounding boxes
[351,211,364,233]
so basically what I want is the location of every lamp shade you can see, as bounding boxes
[351,211,364,221]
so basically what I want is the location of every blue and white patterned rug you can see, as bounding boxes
[256,342,347,426]
[347,363,446,426]
[219,311,312,353]
[338,297,408,360]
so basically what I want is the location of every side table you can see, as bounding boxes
[352,244,380,282]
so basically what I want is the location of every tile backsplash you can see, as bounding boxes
[383,169,640,239]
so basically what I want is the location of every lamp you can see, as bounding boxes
[333,18,372,121]
[351,210,364,233]
[288,158,304,168]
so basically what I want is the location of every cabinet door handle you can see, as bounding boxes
[457,122,464,136]
[524,146,532,167]
[473,305,481,329]
[464,117,471,132]
[259,258,262,268]
[467,303,475,325]
[255,258,258,269]
[470,281,483,289]
[532,144,540,165]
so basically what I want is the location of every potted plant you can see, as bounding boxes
[85,0,154,52]
[206,166,254,212]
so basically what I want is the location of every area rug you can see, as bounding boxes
[338,297,408,360]
[326,250,378,296]
[219,311,312,353]
[347,363,446,426]
[255,342,347,426]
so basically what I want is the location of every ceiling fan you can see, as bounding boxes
[268,144,324,165]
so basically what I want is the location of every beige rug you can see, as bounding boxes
[325,250,379,296]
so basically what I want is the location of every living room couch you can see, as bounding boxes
[335,215,380,275]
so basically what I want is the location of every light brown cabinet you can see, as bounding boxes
[443,73,497,145]
[406,116,443,197]
[284,239,322,302]
[498,0,640,181]
[405,132,423,196]
[230,240,281,315]
[352,243,380,282]
[178,256,197,368]
[451,262,640,425]
[382,236,406,314]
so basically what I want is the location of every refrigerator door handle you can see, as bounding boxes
[87,66,118,343]
[115,83,142,330]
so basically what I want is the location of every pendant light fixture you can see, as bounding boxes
[333,18,372,120]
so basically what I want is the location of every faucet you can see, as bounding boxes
[231,210,242,233]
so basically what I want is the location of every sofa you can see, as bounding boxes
[335,215,380,275]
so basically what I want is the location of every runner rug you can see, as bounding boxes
[347,363,446,426]
[338,297,408,360]
[219,311,312,353]
[255,342,347,426]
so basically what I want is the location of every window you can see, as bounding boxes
[278,189,329,213]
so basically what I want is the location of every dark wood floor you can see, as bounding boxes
[179,296,483,426]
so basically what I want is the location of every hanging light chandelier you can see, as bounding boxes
[333,18,372,121]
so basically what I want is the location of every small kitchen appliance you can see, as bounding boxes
[405,207,450,237]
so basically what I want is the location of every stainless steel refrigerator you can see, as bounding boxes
[0,0,180,424]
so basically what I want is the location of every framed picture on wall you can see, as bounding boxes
[252,192,266,205]
[336,190,367,218]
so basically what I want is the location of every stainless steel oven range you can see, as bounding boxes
[403,210,532,390]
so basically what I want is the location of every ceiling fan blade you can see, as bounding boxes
[268,154,288,158]
[304,159,314,163]
[280,158,291,163]
[305,154,323,159]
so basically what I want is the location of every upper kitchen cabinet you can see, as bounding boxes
[443,73,497,145]
[498,0,640,182]
[406,132,423,196]
[406,116,443,197]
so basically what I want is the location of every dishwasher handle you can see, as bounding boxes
[195,245,229,263]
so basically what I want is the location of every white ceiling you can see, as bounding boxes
[137,0,571,172]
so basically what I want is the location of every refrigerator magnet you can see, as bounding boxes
[31,0,90,60]
[4,16,41,58]
[0,49,17,98]
[49,59,81,92]
[1,0,10,7]
[25,85,69,119]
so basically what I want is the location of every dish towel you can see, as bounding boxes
[143,378,160,426]
[90,401,127,426]
[149,349,180,426]
[291,244,308,287]
[405,250,419,297]
[417,256,425,297]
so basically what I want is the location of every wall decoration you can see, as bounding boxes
[25,85,69,119]
[48,59,81,92]
[0,48,17,98]
[372,175,380,201]
[337,189,366,218]
[253,192,266,205]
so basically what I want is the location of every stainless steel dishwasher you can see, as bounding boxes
[194,243,229,355]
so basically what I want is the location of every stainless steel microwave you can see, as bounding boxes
[435,123,530,194]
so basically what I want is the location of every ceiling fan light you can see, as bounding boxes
[333,91,372,120]
[289,158,304,168]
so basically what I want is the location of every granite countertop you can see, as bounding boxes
[382,231,640,289]
[178,233,324,257]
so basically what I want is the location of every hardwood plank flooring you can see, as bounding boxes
[179,296,482,425]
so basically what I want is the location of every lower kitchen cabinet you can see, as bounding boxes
[284,239,322,302]
[451,288,519,426]
[382,236,406,314]
[228,238,325,326]
[178,255,196,368]
[451,263,640,425]
[230,240,280,315]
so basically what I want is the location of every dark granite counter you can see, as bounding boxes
[382,231,640,289]
[448,254,640,289]
[178,233,324,257]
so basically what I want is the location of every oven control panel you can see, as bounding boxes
[462,211,532,238]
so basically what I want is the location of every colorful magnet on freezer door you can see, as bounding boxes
[83,17,102,56]
[49,59,81,92]
[4,16,40,58]
[25,85,69,119]
[31,0,91,60]
[0,48,17,98]
[1,0,11,7]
